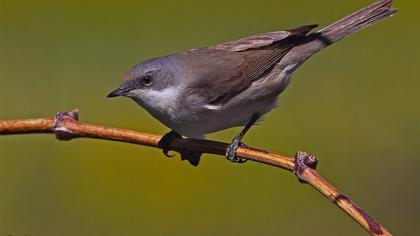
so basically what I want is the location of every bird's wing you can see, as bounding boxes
[183,25,318,105]
[211,24,317,52]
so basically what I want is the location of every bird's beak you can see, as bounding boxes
[107,87,131,98]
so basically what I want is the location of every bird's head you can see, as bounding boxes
[107,55,183,109]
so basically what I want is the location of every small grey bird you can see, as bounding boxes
[108,0,397,166]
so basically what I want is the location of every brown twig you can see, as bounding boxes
[0,109,391,236]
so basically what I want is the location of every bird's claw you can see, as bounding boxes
[163,149,175,158]
[158,131,182,158]
[225,138,247,163]
[158,131,202,166]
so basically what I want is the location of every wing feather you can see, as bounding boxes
[183,25,318,105]
[211,24,318,52]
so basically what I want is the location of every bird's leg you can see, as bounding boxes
[158,130,182,157]
[225,114,260,163]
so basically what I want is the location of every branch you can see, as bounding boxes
[0,109,391,236]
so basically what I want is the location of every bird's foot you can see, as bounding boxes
[158,131,202,166]
[225,137,247,163]
[158,131,182,157]
[179,141,202,166]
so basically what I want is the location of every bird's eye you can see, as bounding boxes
[141,75,154,86]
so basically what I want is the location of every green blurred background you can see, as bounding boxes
[0,0,418,235]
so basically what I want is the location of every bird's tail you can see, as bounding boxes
[316,0,397,44]
[281,0,397,67]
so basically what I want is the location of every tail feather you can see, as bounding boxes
[279,0,397,69]
[317,0,397,44]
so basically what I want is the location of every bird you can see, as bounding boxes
[108,0,397,166]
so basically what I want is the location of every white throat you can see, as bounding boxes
[130,87,180,120]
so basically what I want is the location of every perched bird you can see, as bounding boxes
[108,0,397,166]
